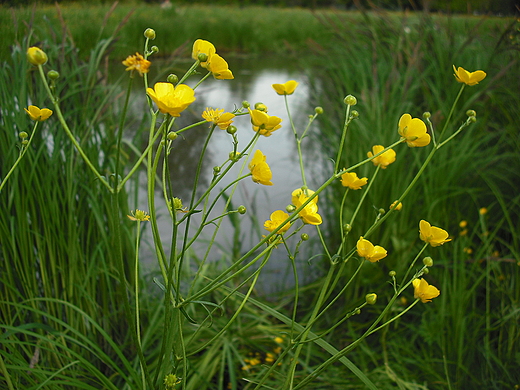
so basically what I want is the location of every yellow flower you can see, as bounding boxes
[367,145,396,169]
[192,39,216,68]
[127,209,150,221]
[146,82,196,117]
[453,65,487,86]
[249,150,273,186]
[419,220,451,247]
[27,46,48,66]
[356,236,387,262]
[398,114,431,147]
[24,105,53,121]
[292,188,322,225]
[202,107,235,129]
[272,80,299,95]
[412,278,440,303]
[264,210,291,233]
[340,171,368,190]
[122,52,151,76]
[249,108,282,137]
[390,200,403,211]
[206,53,234,80]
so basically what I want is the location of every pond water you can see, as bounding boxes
[133,55,328,294]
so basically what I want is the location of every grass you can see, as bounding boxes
[1,3,519,389]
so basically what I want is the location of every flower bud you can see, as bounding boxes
[144,28,156,40]
[47,70,60,80]
[344,94,357,106]
[466,109,476,117]
[229,151,240,161]
[242,101,250,108]
[172,197,184,210]
[254,102,267,112]
[365,293,377,305]
[167,74,178,84]
[238,205,247,214]
[150,46,159,54]
[21,139,29,146]
[389,270,396,277]
[19,131,29,139]
[197,53,208,63]
[315,106,324,115]
[286,204,296,213]
[213,166,221,174]
[350,110,359,118]
[343,223,352,232]
[469,116,477,123]
[27,46,48,66]
[167,131,178,141]
[226,125,237,135]
[423,257,434,267]
[354,308,361,315]
[423,267,430,274]
[378,208,385,215]
[301,233,309,241]
[479,207,488,215]
[423,111,431,119]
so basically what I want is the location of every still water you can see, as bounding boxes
[135,56,327,294]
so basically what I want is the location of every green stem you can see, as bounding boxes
[114,75,134,191]
[334,103,353,173]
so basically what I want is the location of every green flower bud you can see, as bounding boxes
[343,224,352,232]
[242,101,250,108]
[389,270,396,277]
[315,106,324,115]
[423,257,433,267]
[21,139,29,146]
[19,131,29,139]
[351,110,359,118]
[355,308,361,315]
[47,70,60,80]
[238,205,247,214]
[229,151,240,161]
[150,46,159,54]
[466,109,476,117]
[469,116,477,123]
[144,28,156,40]
[167,74,178,84]
[213,166,221,174]
[301,233,309,241]
[167,131,178,141]
[172,197,184,210]
[365,293,377,305]
[423,267,430,274]
[197,53,208,63]
[423,111,431,119]
[27,46,48,66]
[378,208,385,215]
[286,204,296,213]
[254,102,267,112]
[344,94,357,106]
[226,125,237,135]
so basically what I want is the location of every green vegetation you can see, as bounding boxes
[1,3,519,390]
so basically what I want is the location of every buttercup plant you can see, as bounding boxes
[13,27,487,389]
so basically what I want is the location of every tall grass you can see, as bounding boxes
[309,9,520,388]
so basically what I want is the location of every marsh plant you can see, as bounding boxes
[1,27,488,389]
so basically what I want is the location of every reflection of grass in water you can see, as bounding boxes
[309,10,520,388]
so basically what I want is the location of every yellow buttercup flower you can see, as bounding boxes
[264,210,291,233]
[453,65,487,86]
[419,220,451,247]
[206,53,234,80]
[122,52,151,76]
[272,80,299,95]
[292,188,322,225]
[340,171,368,190]
[27,46,48,66]
[127,209,150,221]
[356,236,387,262]
[367,145,396,169]
[398,114,431,147]
[24,105,53,121]
[412,278,440,303]
[146,82,196,117]
[202,107,235,129]
[249,108,282,137]
[390,201,403,211]
[249,150,273,186]
[192,39,216,68]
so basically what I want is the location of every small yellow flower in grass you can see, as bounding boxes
[367,145,396,169]
[419,220,451,247]
[398,114,431,147]
[27,46,48,66]
[340,171,368,190]
[192,39,216,68]
[249,108,282,137]
[272,80,299,95]
[453,65,487,86]
[291,188,322,225]
[356,236,387,262]
[264,210,291,234]
[206,53,234,80]
[24,105,53,121]
[202,107,235,129]
[412,278,440,303]
[249,150,273,186]
[163,374,181,389]
[127,209,150,221]
[479,207,488,215]
[122,52,151,76]
[147,82,196,117]
[390,200,403,211]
